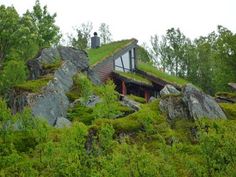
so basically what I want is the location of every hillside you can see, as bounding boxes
[1,46,236,176]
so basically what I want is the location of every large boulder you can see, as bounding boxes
[159,84,227,121]
[183,84,226,120]
[160,95,189,121]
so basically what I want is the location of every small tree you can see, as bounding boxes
[99,23,112,45]
[93,80,120,119]
[0,60,27,96]
[73,73,93,104]
[69,21,93,50]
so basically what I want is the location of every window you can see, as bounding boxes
[114,47,136,72]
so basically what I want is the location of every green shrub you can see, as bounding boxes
[0,60,27,95]
[67,103,94,124]
[93,80,121,119]
[68,73,93,103]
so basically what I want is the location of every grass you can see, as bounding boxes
[15,75,53,93]
[114,71,152,86]
[137,62,188,87]
[42,59,63,72]
[87,39,136,66]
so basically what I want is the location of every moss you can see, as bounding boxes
[114,71,152,86]
[137,62,188,87]
[126,94,147,104]
[15,75,52,93]
[161,93,183,99]
[216,92,236,99]
[219,103,236,120]
[66,90,80,102]
[42,59,63,72]
[87,39,136,66]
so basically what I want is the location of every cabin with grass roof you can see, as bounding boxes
[88,34,188,101]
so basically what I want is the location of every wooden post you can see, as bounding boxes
[122,81,127,95]
[144,90,150,102]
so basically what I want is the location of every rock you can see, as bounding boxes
[121,96,141,111]
[183,84,226,120]
[159,83,227,121]
[54,117,71,128]
[228,83,236,91]
[86,95,101,107]
[10,46,97,126]
[160,95,189,121]
[86,68,101,85]
[70,95,101,108]
[148,96,157,103]
[160,84,180,97]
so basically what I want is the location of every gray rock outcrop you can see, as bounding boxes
[10,47,101,126]
[160,84,227,121]
[183,84,226,120]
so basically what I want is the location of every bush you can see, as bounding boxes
[72,73,93,104]
[0,60,27,95]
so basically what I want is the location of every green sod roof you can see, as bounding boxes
[137,62,188,87]
[87,39,136,67]
[114,71,152,86]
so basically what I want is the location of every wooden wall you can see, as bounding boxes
[92,59,114,82]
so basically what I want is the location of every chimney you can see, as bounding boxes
[91,32,100,48]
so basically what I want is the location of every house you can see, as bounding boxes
[88,35,188,101]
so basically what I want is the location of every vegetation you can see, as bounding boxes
[216,92,236,99]
[115,70,152,86]
[87,39,136,66]
[0,1,60,63]
[137,62,188,86]
[1,2,236,176]
[66,73,93,103]
[220,103,236,120]
[127,94,146,104]
[42,59,63,72]
[0,60,27,96]
[150,26,236,94]
[15,75,52,93]
[99,23,112,45]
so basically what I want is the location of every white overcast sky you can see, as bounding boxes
[1,0,236,44]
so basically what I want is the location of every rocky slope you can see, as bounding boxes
[10,47,100,126]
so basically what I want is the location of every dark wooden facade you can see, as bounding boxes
[92,39,138,82]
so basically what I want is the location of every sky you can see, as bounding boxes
[1,0,236,45]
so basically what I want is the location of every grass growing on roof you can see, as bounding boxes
[87,39,135,66]
[15,75,53,93]
[137,62,188,86]
[114,71,152,86]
